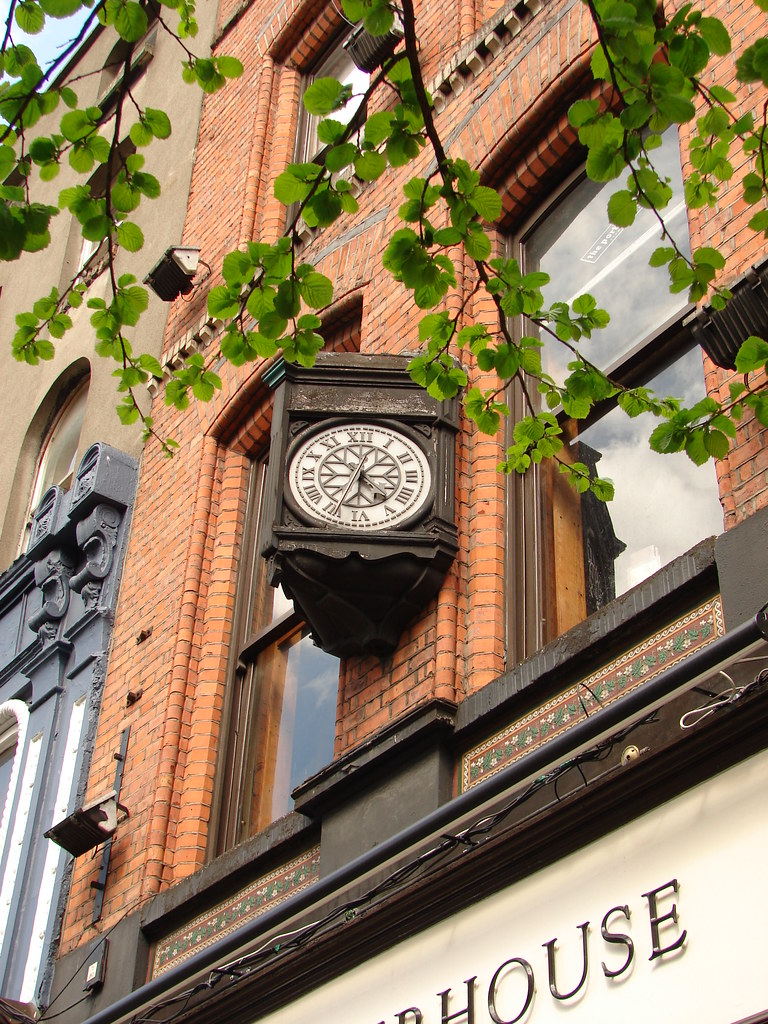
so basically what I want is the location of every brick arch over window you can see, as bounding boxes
[478,55,598,228]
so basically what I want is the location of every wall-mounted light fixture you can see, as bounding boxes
[44,791,127,857]
[144,246,200,301]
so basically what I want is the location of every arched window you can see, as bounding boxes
[21,378,88,552]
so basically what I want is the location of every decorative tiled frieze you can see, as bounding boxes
[151,847,321,977]
[461,597,724,792]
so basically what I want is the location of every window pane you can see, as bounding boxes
[300,44,369,162]
[216,456,340,852]
[571,347,723,601]
[242,458,295,637]
[524,128,690,385]
[237,626,337,838]
[318,47,368,128]
[269,629,338,821]
[30,383,88,512]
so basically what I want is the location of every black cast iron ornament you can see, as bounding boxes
[263,353,459,658]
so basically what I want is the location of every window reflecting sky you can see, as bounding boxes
[523,128,724,598]
[272,632,337,819]
[525,128,691,385]
[575,348,724,595]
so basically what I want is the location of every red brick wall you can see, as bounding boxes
[58,0,768,955]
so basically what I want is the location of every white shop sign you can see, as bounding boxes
[257,749,768,1024]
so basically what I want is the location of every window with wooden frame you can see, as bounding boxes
[295,30,370,166]
[214,453,339,855]
[506,127,724,666]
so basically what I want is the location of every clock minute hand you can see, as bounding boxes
[333,456,366,515]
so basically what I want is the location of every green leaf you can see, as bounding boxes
[274,279,300,318]
[145,108,172,139]
[586,143,625,182]
[115,1,148,41]
[39,0,83,16]
[133,171,161,198]
[325,143,357,172]
[274,169,311,205]
[111,180,140,214]
[69,143,95,173]
[137,352,163,377]
[364,2,394,35]
[649,246,675,267]
[698,17,731,55]
[60,109,95,142]
[299,271,333,308]
[656,92,697,124]
[734,335,768,373]
[469,186,502,221]
[568,99,600,127]
[216,55,243,78]
[317,119,346,145]
[463,224,491,260]
[364,111,394,147]
[15,3,45,35]
[304,188,343,227]
[258,311,288,339]
[246,286,275,320]
[669,33,710,76]
[304,77,346,116]
[607,189,637,227]
[207,285,241,319]
[116,221,144,252]
[222,250,253,286]
[114,284,149,326]
[649,420,686,454]
[130,119,154,147]
[82,215,110,241]
[354,150,386,180]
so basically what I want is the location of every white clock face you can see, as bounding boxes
[287,422,432,531]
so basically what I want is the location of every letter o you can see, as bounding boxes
[488,957,535,1024]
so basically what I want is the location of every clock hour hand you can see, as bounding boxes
[358,470,387,503]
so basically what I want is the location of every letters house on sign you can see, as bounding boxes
[41,0,768,1023]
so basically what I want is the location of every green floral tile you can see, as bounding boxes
[461,597,724,792]
[151,847,321,977]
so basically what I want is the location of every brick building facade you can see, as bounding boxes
[46,0,768,1022]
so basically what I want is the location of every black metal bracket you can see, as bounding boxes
[91,726,130,924]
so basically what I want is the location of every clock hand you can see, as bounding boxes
[333,455,367,514]
[358,470,387,502]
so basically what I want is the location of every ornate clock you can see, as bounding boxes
[286,421,432,531]
[263,353,458,658]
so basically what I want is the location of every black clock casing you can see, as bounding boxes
[263,353,459,657]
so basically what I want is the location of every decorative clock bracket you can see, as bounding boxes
[264,353,459,658]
